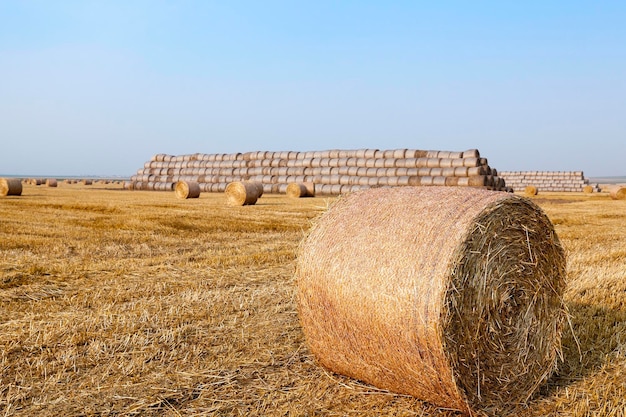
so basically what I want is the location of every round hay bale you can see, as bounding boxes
[1,178,23,196]
[225,181,260,206]
[462,149,480,158]
[287,182,315,198]
[248,181,264,198]
[393,149,407,159]
[296,186,566,416]
[175,181,201,199]
[525,185,538,196]
[468,175,489,187]
[407,176,420,186]
[46,178,58,187]
[609,186,626,200]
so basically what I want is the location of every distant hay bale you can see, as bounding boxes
[462,148,480,158]
[81,179,93,185]
[249,181,264,198]
[525,185,538,196]
[225,181,261,206]
[46,178,58,187]
[609,186,626,200]
[1,178,23,196]
[296,186,566,416]
[583,185,593,194]
[287,182,315,198]
[175,181,201,199]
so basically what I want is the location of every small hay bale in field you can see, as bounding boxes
[286,182,315,198]
[81,179,93,185]
[583,185,593,194]
[46,178,58,187]
[175,181,200,199]
[609,186,626,200]
[0,178,23,196]
[296,186,566,416]
[249,181,264,197]
[525,185,538,196]
[225,181,260,205]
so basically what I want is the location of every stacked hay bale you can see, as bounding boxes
[499,171,594,193]
[127,149,509,195]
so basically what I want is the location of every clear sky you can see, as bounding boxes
[1,1,625,177]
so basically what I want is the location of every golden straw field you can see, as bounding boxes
[1,182,625,416]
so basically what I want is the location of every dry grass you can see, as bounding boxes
[1,183,625,416]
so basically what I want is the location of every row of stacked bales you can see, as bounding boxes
[499,171,595,193]
[127,149,510,195]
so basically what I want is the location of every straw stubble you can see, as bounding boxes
[296,186,566,416]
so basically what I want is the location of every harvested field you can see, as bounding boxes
[1,183,625,416]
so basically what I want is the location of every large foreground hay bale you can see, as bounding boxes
[225,181,261,206]
[609,186,626,200]
[286,182,315,198]
[296,187,566,416]
[0,178,23,196]
[175,181,201,199]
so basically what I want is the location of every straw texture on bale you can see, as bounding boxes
[296,187,566,416]
[286,182,315,198]
[524,185,538,196]
[249,181,264,198]
[175,181,201,199]
[609,186,626,200]
[1,178,23,196]
[225,181,260,206]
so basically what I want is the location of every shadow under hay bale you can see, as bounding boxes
[0,178,23,196]
[296,186,566,416]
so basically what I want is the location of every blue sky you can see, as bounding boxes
[1,1,625,177]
